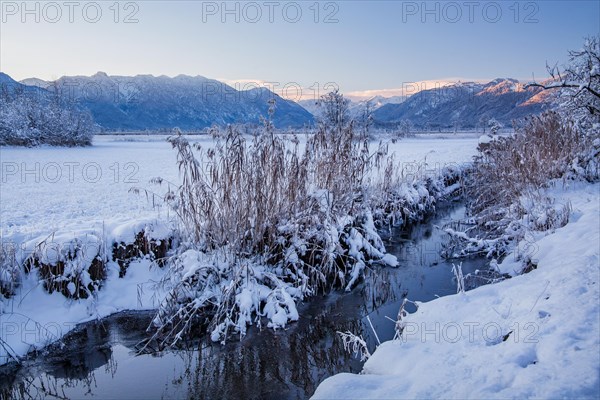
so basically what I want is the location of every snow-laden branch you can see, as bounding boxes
[524,81,600,100]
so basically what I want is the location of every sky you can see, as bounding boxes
[1,0,599,99]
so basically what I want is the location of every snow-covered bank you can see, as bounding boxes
[0,257,167,365]
[0,217,173,365]
[312,182,600,399]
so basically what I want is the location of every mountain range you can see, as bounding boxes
[1,72,552,131]
[371,78,552,129]
[16,72,314,130]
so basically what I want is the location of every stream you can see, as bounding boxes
[0,204,491,400]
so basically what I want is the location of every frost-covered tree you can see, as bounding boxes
[318,89,350,131]
[0,87,95,146]
[453,120,460,134]
[400,119,412,135]
[526,36,600,130]
[488,118,502,135]
[479,115,490,133]
[359,100,374,139]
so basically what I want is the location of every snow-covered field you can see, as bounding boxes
[313,181,600,399]
[0,133,481,365]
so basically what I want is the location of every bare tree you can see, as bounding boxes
[525,36,600,121]
[360,99,374,139]
[479,115,490,133]
[319,89,350,132]
[453,120,460,134]
[399,119,412,136]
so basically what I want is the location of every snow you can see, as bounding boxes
[379,253,398,267]
[386,133,480,166]
[264,288,299,329]
[312,182,600,399]
[478,134,493,144]
[1,135,185,242]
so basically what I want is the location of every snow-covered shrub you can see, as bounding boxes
[0,89,95,147]
[9,220,174,302]
[456,111,592,258]
[450,108,597,262]
[113,231,173,277]
[565,136,600,181]
[10,223,173,302]
[24,234,106,299]
[318,89,351,130]
[521,193,572,232]
[371,160,463,228]
[371,153,431,227]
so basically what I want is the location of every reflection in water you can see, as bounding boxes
[0,204,490,400]
[166,306,365,400]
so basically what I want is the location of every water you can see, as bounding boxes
[0,204,490,400]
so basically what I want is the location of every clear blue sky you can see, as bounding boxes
[1,0,598,94]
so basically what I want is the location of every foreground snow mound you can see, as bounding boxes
[313,183,599,399]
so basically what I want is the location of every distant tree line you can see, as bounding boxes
[0,86,95,147]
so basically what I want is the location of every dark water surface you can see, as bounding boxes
[0,204,489,400]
